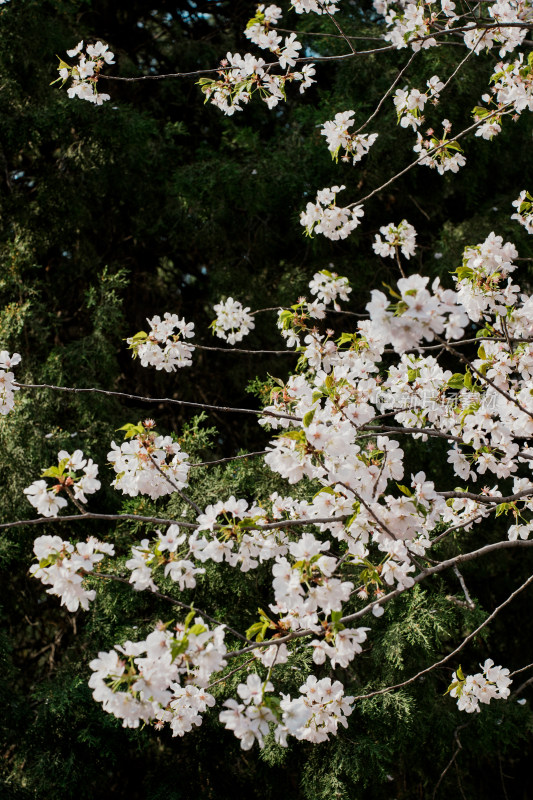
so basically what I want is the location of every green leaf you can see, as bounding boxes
[313,486,335,499]
[41,465,63,479]
[456,266,474,281]
[246,621,265,640]
[184,608,196,629]
[448,373,465,389]
[495,503,510,517]
[396,483,413,497]
[188,623,207,636]
[303,409,315,428]
[382,282,401,300]
[116,422,146,440]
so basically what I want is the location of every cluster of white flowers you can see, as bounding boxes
[455,232,519,322]
[472,52,533,140]
[320,110,378,164]
[108,425,190,500]
[24,449,101,517]
[366,273,468,352]
[309,269,352,310]
[282,676,354,743]
[89,619,226,730]
[511,189,533,234]
[211,298,255,344]
[463,0,532,56]
[449,660,512,713]
[490,53,533,117]
[125,526,206,593]
[193,495,287,572]
[381,0,439,51]
[59,40,114,105]
[244,6,304,69]
[30,535,114,612]
[413,119,466,174]
[199,50,315,115]
[393,76,444,130]
[127,313,195,371]
[220,674,353,749]
[474,109,503,141]
[244,4,283,51]
[373,219,418,260]
[0,350,20,414]
[219,673,277,749]
[291,0,340,13]
[310,626,369,667]
[300,185,364,240]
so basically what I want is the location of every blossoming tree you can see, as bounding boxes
[2,0,533,794]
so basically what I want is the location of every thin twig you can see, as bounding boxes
[205,657,257,690]
[432,723,469,800]
[355,51,418,135]
[452,564,476,609]
[14,382,301,423]
[147,452,202,515]
[190,451,268,468]
[510,661,533,678]
[194,343,296,356]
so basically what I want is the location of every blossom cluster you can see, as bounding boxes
[57,40,114,105]
[366,273,468,351]
[463,1,533,56]
[244,5,303,67]
[88,618,226,730]
[30,535,114,612]
[198,50,315,115]
[275,272,352,349]
[125,526,206,593]
[309,268,352,310]
[455,231,519,322]
[220,674,354,749]
[474,52,533,135]
[211,298,255,344]
[379,0,440,51]
[0,350,20,415]
[127,313,195,371]
[413,119,466,174]
[320,110,378,164]
[244,4,284,51]
[449,660,512,713]
[512,189,533,234]
[300,185,364,240]
[393,76,444,130]
[108,422,190,500]
[291,0,340,13]
[373,219,417,260]
[24,449,101,517]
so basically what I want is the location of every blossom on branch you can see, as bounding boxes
[300,185,364,240]
[0,350,20,415]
